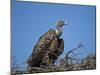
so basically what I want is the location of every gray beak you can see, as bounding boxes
[64,21,68,25]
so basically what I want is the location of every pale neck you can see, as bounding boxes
[55,26,63,37]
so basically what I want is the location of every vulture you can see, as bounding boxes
[27,20,67,68]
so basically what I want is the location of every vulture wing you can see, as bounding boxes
[48,38,64,63]
[27,29,57,67]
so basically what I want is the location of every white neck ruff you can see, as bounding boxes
[55,26,62,37]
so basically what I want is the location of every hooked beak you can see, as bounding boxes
[64,21,68,25]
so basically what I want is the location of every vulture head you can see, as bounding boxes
[55,20,67,37]
[56,20,67,27]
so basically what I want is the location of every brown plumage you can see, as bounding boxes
[27,21,67,68]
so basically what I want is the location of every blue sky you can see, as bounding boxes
[12,0,96,67]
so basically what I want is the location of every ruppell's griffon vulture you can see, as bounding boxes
[27,20,67,68]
